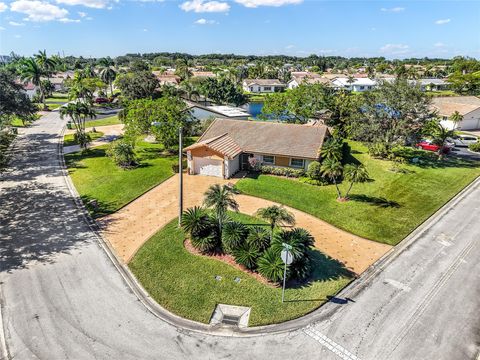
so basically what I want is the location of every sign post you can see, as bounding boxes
[280,243,293,303]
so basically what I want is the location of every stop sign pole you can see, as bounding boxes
[281,243,293,303]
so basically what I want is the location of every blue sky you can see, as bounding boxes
[0,0,479,59]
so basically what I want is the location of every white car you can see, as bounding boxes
[449,134,479,147]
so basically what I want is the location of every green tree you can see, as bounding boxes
[59,102,96,150]
[115,71,160,100]
[34,50,57,80]
[424,120,456,159]
[343,164,369,199]
[221,221,248,254]
[203,184,239,236]
[320,137,343,162]
[106,140,137,168]
[449,111,463,128]
[0,69,36,124]
[320,158,343,199]
[98,58,117,96]
[255,205,295,241]
[199,77,247,106]
[19,58,47,109]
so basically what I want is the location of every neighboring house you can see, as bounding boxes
[431,96,480,130]
[152,72,181,86]
[185,119,329,178]
[242,79,286,93]
[188,103,251,120]
[415,78,449,92]
[21,82,37,100]
[49,77,66,91]
[287,76,331,89]
[332,77,377,92]
[191,71,216,78]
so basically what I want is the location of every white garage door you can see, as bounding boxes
[194,157,223,178]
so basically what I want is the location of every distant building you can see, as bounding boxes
[431,96,480,130]
[332,77,377,92]
[242,79,286,93]
[152,72,181,86]
[287,76,331,89]
[21,82,37,100]
[415,78,450,92]
[188,102,251,121]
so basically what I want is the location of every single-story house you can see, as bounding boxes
[431,96,480,130]
[191,71,216,78]
[152,72,181,86]
[242,79,286,93]
[49,77,66,91]
[332,77,377,92]
[415,78,449,91]
[287,76,331,89]
[185,119,329,178]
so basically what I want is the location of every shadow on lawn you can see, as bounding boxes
[349,194,401,208]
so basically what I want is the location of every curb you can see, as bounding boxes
[58,123,480,337]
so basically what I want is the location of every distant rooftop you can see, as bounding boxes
[206,105,251,118]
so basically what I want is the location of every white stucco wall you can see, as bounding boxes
[441,109,480,130]
[224,154,240,178]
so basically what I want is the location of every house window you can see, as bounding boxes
[249,86,253,91]
[262,155,274,165]
[359,86,365,90]
[263,86,272,91]
[290,158,305,168]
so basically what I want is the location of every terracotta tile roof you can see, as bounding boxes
[431,96,480,116]
[185,133,242,159]
[188,119,328,160]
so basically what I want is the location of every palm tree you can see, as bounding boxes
[427,121,456,160]
[449,111,463,129]
[98,58,117,96]
[320,138,343,161]
[255,205,295,241]
[343,164,369,199]
[203,184,239,235]
[320,158,343,199]
[179,81,200,101]
[19,58,46,109]
[60,102,96,150]
[34,50,57,79]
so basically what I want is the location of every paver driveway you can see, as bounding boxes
[98,174,391,273]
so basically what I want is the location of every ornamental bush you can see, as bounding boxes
[260,165,305,178]
[106,140,137,168]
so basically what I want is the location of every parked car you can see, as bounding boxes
[448,134,479,147]
[95,97,109,104]
[415,139,452,153]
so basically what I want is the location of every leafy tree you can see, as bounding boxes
[115,71,160,100]
[320,137,343,162]
[203,184,239,236]
[199,77,247,106]
[424,120,455,159]
[174,58,192,81]
[343,164,369,199]
[320,158,343,199]
[323,90,361,137]
[255,205,295,241]
[0,69,36,122]
[66,71,105,102]
[306,161,322,181]
[351,79,433,155]
[34,50,57,79]
[221,221,248,254]
[446,71,480,95]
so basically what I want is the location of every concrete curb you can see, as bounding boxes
[58,123,480,337]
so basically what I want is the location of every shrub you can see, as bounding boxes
[469,142,480,152]
[306,161,327,182]
[233,243,260,270]
[74,131,92,150]
[106,140,137,168]
[246,226,271,252]
[299,177,329,186]
[181,206,210,237]
[190,232,219,254]
[221,221,249,254]
[367,142,390,159]
[257,247,285,283]
[260,165,305,178]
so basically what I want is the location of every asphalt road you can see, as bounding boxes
[0,112,479,360]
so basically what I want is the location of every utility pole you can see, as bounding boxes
[178,126,183,227]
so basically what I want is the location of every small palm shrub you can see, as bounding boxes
[74,131,92,150]
[221,221,248,254]
[181,207,219,253]
[233,243,260,270]
[469,142,480,152]
[106,140,137,168]
[368,142,390,159]
[257,247,285,283]
[190,232,219,253]
[246,226,270,252]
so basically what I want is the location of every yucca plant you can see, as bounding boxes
[233,243,260,270]
[221,221,248,254]
[246,226,271,252]
[257,248,285,283]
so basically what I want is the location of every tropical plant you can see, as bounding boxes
[203,184,239,236]
[257,247,285,283]
[320,137,343,162]
[246,226,270,252]
[18,58,47,109]
[98,57,117,96]
[343,164,369,199]
[424,120,456,159]
[221,221,248,254]
[106,140,137,168]
[233,243,260,270]
[306,161,322,180]
[255,205,295,241]
[34,50,57,79]
[320,158,343,199]
[449,111,463,128]
[181,206,210,236]
[59,102,96,150]
[190,231,219,253]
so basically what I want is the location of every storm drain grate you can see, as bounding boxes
[210,304,251,328]
[221,314,241,326]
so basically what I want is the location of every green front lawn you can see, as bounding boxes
[236,141,480,246]
[85,115,121,128]
[63,131,104,147]
[46,97,69,103]
[65,139,178,217]
[129,219,352,326]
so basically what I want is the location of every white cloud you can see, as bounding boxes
[380,43,410,55]
[59,17,80,22]
[10,0,68,22]
[235,0,302,7]
[0,26,5,30]
[0,2,8,12]
[55,0,115,9]
[180,0,229,13]
[143,28,148,31]
[194,18,216,24]
[78,11,87,17]
[380,7,405,12]
[435,18,450,25]
[285,44,295,49]
[434,42,446,47]
[9,20,25,26]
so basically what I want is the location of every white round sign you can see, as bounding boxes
[281,250,293,265]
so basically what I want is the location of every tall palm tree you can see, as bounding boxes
[98,58,117,96]
[255,205,295,241]
[343,164,369,199]
[179,81,200,101]
[60,102,96,150]
[19,58,47,109]
[203,184,239,235]
[34,50,57,79]
[320,158,343,199]
[449,111,463,128]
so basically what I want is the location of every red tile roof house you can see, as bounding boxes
[184,119,329,178]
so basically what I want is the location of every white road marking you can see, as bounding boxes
[437,239,453,247]
[303,326,360,360]
[384,278,412,292]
